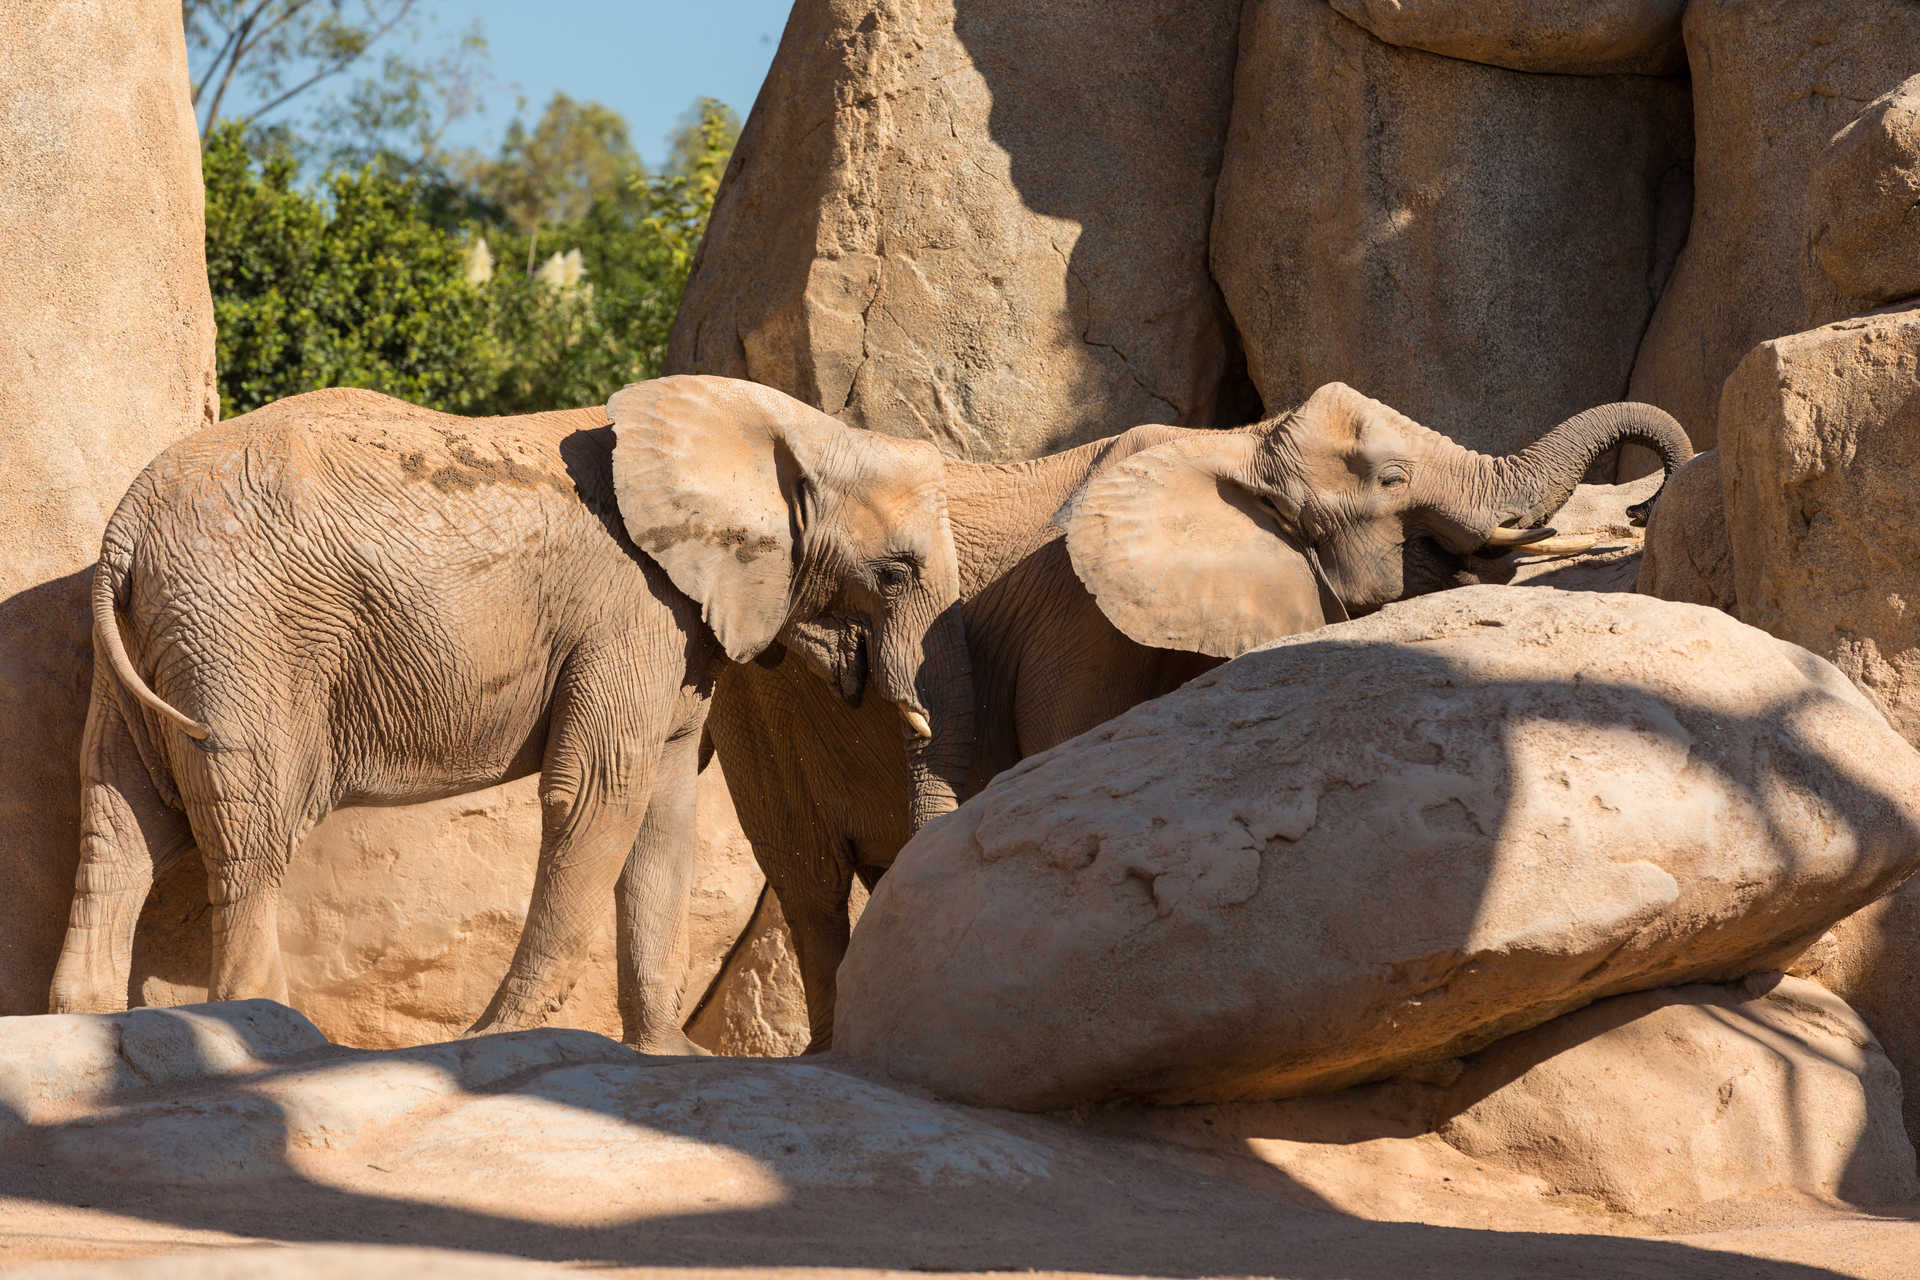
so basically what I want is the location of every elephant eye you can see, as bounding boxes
[1378,466,1410,489]
[874,557,918,595]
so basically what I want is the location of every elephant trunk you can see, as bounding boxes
[871,602,975,832]
[1493,402,1694,530]
[902,606,975,832]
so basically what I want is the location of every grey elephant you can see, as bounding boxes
[706,382,1692,1046]
[49,374,973,1050]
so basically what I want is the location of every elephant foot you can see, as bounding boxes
[48,949,129,1016]
[627,1029,711,1058]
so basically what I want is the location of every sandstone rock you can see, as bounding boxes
[837,588,1920,1110]
[0,1001,326,1139]
[667,0,1248,459]
[13,1248,574,1280]
[1811,75,1920,307]
[1636,449,1735,613]
[9,1000,1917,1273]
[1720,305,1920,744]
[1438,975,1916,1214]
[1628,0,1920,449]
[1328,0,1687,75]
[685,887,810,1057]
[132,761,766,1051]
[0,1,218,1016]
[1104,975,1915,1222]
[1213,0,1691,460]
[1791,885,1920,1154]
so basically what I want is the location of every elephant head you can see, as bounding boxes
[609,375,973,826]
[1059,382,1692,658]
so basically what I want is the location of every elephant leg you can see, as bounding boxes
[179,742,313,1007]
[472,653,664,1037]
[762,839,857,1053]
[615,723,704,1054]
[49,671,195,1013]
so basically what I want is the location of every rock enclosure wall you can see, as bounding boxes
[1213,0,1692,459]
[668,0,1249,459]
[0,0,218,1017]
[1628,0,1920,449]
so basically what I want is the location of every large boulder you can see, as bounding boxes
[6,1000,1916,1272]
[1720,304,1920,745]
[836,588,1920,1110]
[1328,0,1687,75]
[0,0,218,1017]
[1810,74,1920,308]
[1636,449,1735,613]
[1791,884,1920,1154]
[1104,974,1916,1222]
[667,0,1247,460]
[1212,0,1691,460]
[1628,0,1920,450]
[1436,975,1916,1214]
[131,762,768,1051]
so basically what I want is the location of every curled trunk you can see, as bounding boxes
[1501,402,1695,528]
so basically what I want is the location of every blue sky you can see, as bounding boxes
[199,1,795,169]
[422,1,794,165]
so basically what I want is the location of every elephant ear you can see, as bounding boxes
[1058,432,1325,659]
[609,375,834,662]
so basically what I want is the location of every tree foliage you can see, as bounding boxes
[203,124,492,417]
[185,0,488,175]
[201,88,742,418]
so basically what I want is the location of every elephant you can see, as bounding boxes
[704,382,1692,1046]
[47,374,974,1051]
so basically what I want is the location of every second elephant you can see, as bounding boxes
[706,383,1691,1045]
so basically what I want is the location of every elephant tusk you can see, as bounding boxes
[1480,524,1560,549]
[1511,532,1641,558]
[900,706,934,742]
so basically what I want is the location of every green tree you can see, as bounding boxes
[464,97,739,413]
[185,1,489,176]
[202,123,495,417]
[461,93,645,272]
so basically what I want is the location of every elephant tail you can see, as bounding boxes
[93,540,210,742]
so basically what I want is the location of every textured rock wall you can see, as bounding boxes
[1811,74,1920,309]
[1213,0,1692,459]
[667,0,1248,459]
[1720,305,1920,745]
[1635,449,1735,614]
[1628,0,1920,450]
[0,0,218,1016]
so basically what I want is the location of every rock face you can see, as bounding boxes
[1791,884,1920,1154]
[1438,975,1916,1214]
[1628,0,1920,449]
[1810,75,1920,308]
[1636,450,1735,613]
[131,762,770,1051]
[0,0,218,1017]
[1328,0,1687,75]
[1107,974,1916,1222]
[1213,0,1691,459]
[837,588,1920,1110]
[0,1000,328,1140]
[684,887,810,1057]
[667,0,1248,460]
[1720,305,1920,745]
[6,999,1916,1271]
